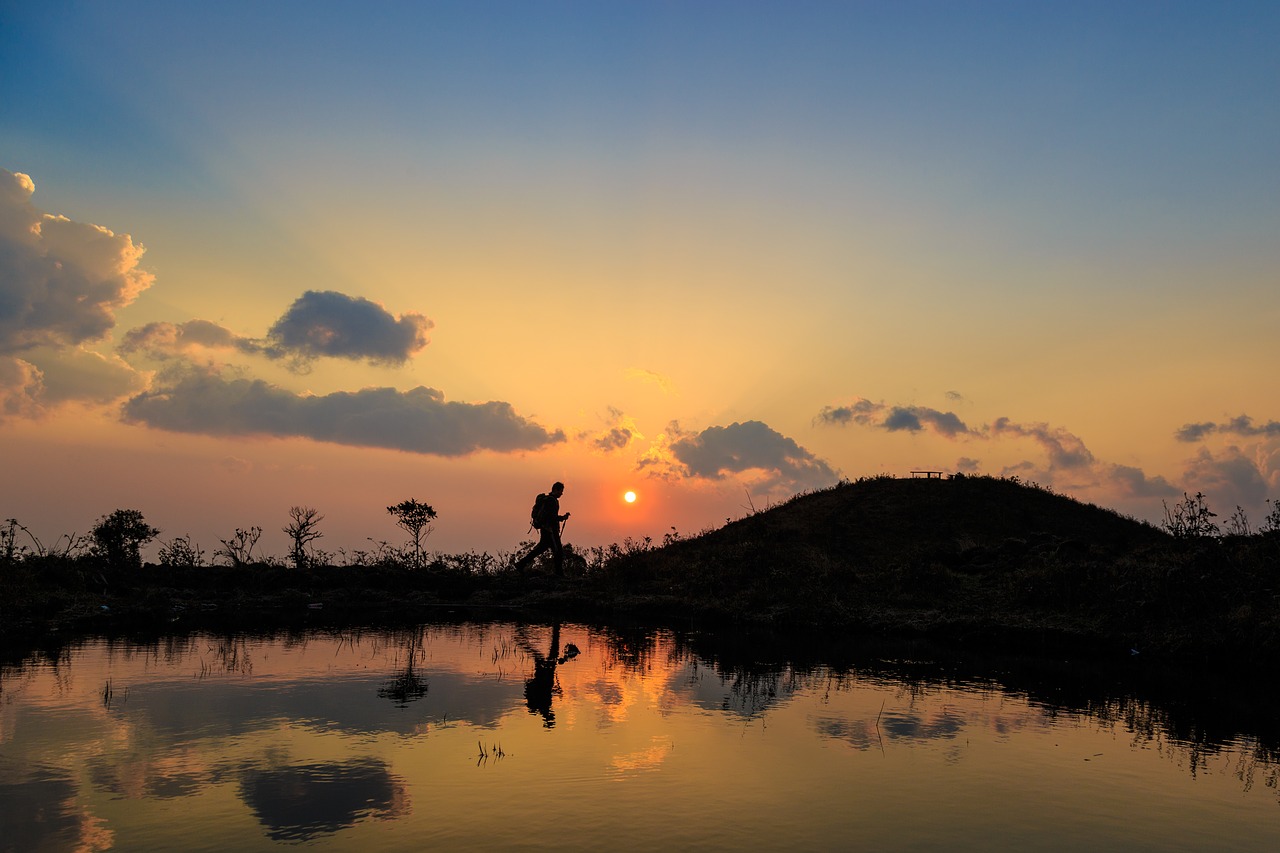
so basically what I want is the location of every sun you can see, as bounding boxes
[624,490,637,504]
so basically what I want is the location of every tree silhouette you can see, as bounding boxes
[91,509,160,569]
[283,506,324,569]
[387,499,436,569]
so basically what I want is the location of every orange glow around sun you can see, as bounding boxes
[624,490,637,504]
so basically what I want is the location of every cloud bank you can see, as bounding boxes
[123,366,565,456]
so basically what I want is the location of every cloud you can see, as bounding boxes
[121,292,431,371]
[581,406,641,454]
[817,398,974,438]
[1107,464,1179,498]
[0,356,44,419]
[1175,415,1280,442]
[956,456,981,473]
[990,417,1095,470]
[649,420,839,494]
[1,168,153,355]
[121,366,565,456]
[119,319,261,361]
[22,346,146,404]
[265,290,432,366]
[625,368,676,394]
[0,167,152,417]
[1182,446,1271,511]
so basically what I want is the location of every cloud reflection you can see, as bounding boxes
[238,758,409,841]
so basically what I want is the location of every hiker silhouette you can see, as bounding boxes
[514,481,570,575]
[520,623,579,727]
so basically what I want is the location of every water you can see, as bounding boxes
[1,621,1276,851]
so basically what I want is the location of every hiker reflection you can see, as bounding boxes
[515,481,570,576]
[519,623,579,728]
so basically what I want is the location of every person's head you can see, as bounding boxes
[550,481,565,496]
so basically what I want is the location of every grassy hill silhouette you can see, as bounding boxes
[595,475,1276,661]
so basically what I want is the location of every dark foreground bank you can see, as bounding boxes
[4,476,1279,665]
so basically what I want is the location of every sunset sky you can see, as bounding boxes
[3,1,1278,559]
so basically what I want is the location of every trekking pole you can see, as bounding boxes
[560,516,569,537]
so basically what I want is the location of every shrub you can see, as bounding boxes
[1161,492,1219,539]
[90,509,160,569]
[158,535,205,568]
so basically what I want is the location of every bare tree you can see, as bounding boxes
[215,526,263,567]
[283,506,324,569]
[387,499,437,569]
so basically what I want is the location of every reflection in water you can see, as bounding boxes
[0,622,1277,851]
[378,628,428,707]
[0,766,113,852]
[518,623,580,727]
[239,758,408,841]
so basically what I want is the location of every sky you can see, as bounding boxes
[3,1,1279,560]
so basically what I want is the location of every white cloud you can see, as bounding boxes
[0,167,151,416]
[1,168,153,355]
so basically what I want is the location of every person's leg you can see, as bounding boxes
[550,531,564,575]
[516,529,553,570]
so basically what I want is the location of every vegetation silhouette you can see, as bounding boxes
[386,499,436,570]
[3,474,1280,663]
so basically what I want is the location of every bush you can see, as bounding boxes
[90,509,160,569]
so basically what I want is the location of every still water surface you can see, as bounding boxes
[1,621,1276,851]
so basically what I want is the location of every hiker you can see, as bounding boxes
[515,481,570,575]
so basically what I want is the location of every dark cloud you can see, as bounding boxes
[266,290,432,365]
[818,398,974,439]
[956,456,981,473]
[1,168,153,355]
[816,398,882,427]
[990,417,1095,470]
[593,427,632,452]
[664,420,839,493]
[1107,464,1179,498]
[1176,415,1280,442]
[885,406,972,437]
[582,406,639,454]
[1182,447,1270,511]
[122,366,565,456]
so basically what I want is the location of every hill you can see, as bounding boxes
[593,475,1278,661]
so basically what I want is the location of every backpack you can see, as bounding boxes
[530,493,549,529]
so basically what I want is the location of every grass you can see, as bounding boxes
[3,475,1279,664]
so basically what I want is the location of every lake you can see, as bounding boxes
[1,620,1276,851]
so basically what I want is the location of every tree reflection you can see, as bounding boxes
[378,628,428,707]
